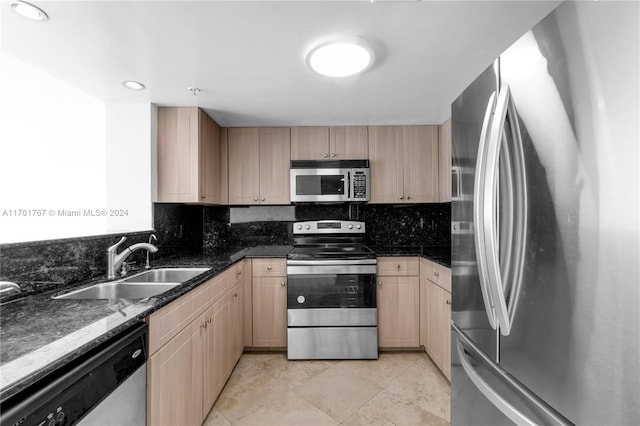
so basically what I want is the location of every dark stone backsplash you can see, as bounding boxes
[1,202,450,296]
[362,204,451,247]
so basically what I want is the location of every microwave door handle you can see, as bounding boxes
[347,171,351,198]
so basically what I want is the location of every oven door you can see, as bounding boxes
[287,262,376,309]
[290,168,350,202]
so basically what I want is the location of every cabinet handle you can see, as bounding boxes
[267,265,272,271]
[207,317,212,323]
[399,196,404,200]
[254,197,258,201]
[331,153,336,157]
[234,293,238,298]
[201,195,206,200]
[407,196,411,200]
[446,299,451,305]
[378,281,382,286]
[281,281,286,286]
[434,272,439,278]
[323,153,328,158]
[261,197,265,201]
[396,264,401,269]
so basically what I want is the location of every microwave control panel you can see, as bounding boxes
[352,170,368,199]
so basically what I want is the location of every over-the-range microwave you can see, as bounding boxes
[290,160,370,203]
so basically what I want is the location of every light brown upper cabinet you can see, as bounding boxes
[438,119,452,202]
[157,107,227,204]
[291,126,368,160]
[228,127,291,205]
[368,125,439,204]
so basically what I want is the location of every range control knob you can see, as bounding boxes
[356,224,362,229]
[348,224,354,229]
[297,225,302,230]
[305,225,311,230]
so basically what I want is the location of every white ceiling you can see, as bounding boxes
[1,0,561,127]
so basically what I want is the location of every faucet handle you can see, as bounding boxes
[108,236,127,253]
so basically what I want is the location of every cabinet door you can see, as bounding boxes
[206,294,232,412]
[252,276,287,347]
[377,276,420,347]
[329,126,368,159]
[291,127,329,160]
[157,107,199,203]
[258,127,291,204]
[243,259,253,347]
[199,109,222,204]
[232,284,244,364]
[368,126,404,203]
[426,281,445,371]
[443,289,452,381]
[419,258,429,348]
[147,319,203,426]
[439,119,452,202]
[403,125,439,203]
[228,128,261,204]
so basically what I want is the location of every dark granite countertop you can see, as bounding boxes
[369,246,451,268]
[0,245,291,402]
[0,243,449,402]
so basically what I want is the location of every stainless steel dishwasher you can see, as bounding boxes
[1,322,147,426]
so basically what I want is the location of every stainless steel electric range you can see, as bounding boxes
[286,220,378,360]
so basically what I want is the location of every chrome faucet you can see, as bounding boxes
[107,236,158,280]
[146,234,158,269]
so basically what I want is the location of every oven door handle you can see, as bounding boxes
[287,264,377,275]
[287,259,377,266]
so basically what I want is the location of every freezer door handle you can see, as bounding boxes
[482,85,528,336]
[473,90,499,330]
[453,324,574,426]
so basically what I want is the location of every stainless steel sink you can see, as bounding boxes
[53,267,210,300]
[53,282,180,300]
[120,268,210,284]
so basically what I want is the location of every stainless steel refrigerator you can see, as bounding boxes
[451,2,639,425]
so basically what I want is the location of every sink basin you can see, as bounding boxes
[53,267,210,300]
[53,282,179,300]
[121,268,210,284]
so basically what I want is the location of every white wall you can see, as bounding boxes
[0,51,153,244]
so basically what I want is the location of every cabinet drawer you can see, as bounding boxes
[377,257,420,276]
[252,258,286,277]
[429,262,451,292]
[147,290,197,356]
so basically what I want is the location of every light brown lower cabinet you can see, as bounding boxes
[251,258,287,347]
[146,263,244,426]
[377,257,420,347]
[420,258,452,381]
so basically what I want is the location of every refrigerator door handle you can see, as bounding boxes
[483,85,528,336]
[473,91,499,330]
[453,324,575,426]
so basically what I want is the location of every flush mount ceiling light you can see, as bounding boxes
[188,87,201,96]
[10,1,49,21]
[122,80,146,91]
[305,36,375,78]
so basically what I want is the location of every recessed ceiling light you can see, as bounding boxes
[306,36,375,78]
[10,1,49,22]
[122,80,146,91]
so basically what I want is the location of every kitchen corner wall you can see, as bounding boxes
[153,202,451,253]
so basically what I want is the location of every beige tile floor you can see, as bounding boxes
[204,352,450,426]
